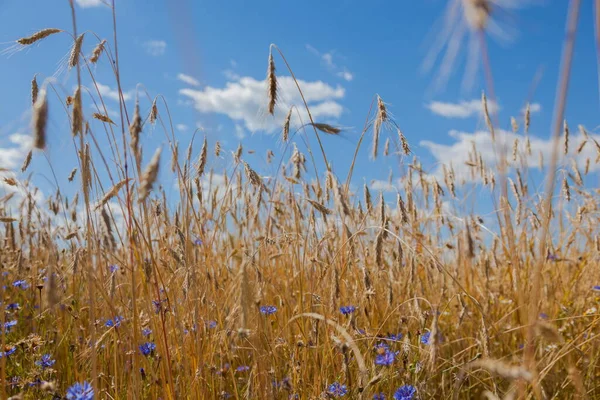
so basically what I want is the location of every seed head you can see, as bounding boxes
[139,148,162,202]
[69,33,85,68]
[17,28,61,46]
[32,88,48,150]
[89,39,106,63]
[267,51,277,115]
[282,107,292,142]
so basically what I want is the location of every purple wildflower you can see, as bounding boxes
[375,350,397,366]
[66,381,94,400]
[260,305,277,315]
[105,316,123,328]
[393,385,416,400]
[35,354,56,369]
[13,280,29,289]
[327,382,348,397]
[139,342,156,357]
[340,306,356,315]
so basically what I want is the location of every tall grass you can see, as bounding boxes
[0,0,599,399]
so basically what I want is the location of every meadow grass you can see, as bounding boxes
[1,0,600,399]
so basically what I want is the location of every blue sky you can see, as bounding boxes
[0,0,598,219]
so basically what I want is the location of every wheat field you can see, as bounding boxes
[0,1,599,399]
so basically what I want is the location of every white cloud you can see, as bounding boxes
[337,69,354,82]
[426,99,499,118]
[306,44,354,82]
[420,128,600,184]
[0,133,32,170]
[177,73,200,87]
[176,124,188,132]
[143,40,167,57]
[95,82,133,102]
[223,69,241,81]
[179,75,345,133]
[75,0,106,8]
[234,124,246,140]
[370,179,398,192]
[0,133,38,213]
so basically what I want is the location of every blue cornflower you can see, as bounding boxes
[393,385,416,400]
[593,285,600,292]
[375,350,397,366]
[194,238,203,246]
[142,328,152,337]
[28,378,42,387]
[327,382,348,397]
[236,365,250,372]
[66,381,94,400]
[375,342,390,352]
[221,392,232,399]
[152,299,166,314]
[105,316,123,328]
[259,305,277,315]
[0,347,16,358]
[539,313,549,320]
[387,333,403,341]
[35,354,56,369]
[340,306,356,315]
[109,265,118,274]
[272,377,291,390]
[207,320,217,329]
[13,280,29,289]
[5,303,19,311]
[139,342,156,356]
[4,320,17,332]
[420,331,431,345]
[374,394,386,400]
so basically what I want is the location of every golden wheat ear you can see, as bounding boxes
[267,47,278,115]
[17,28,62,46]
